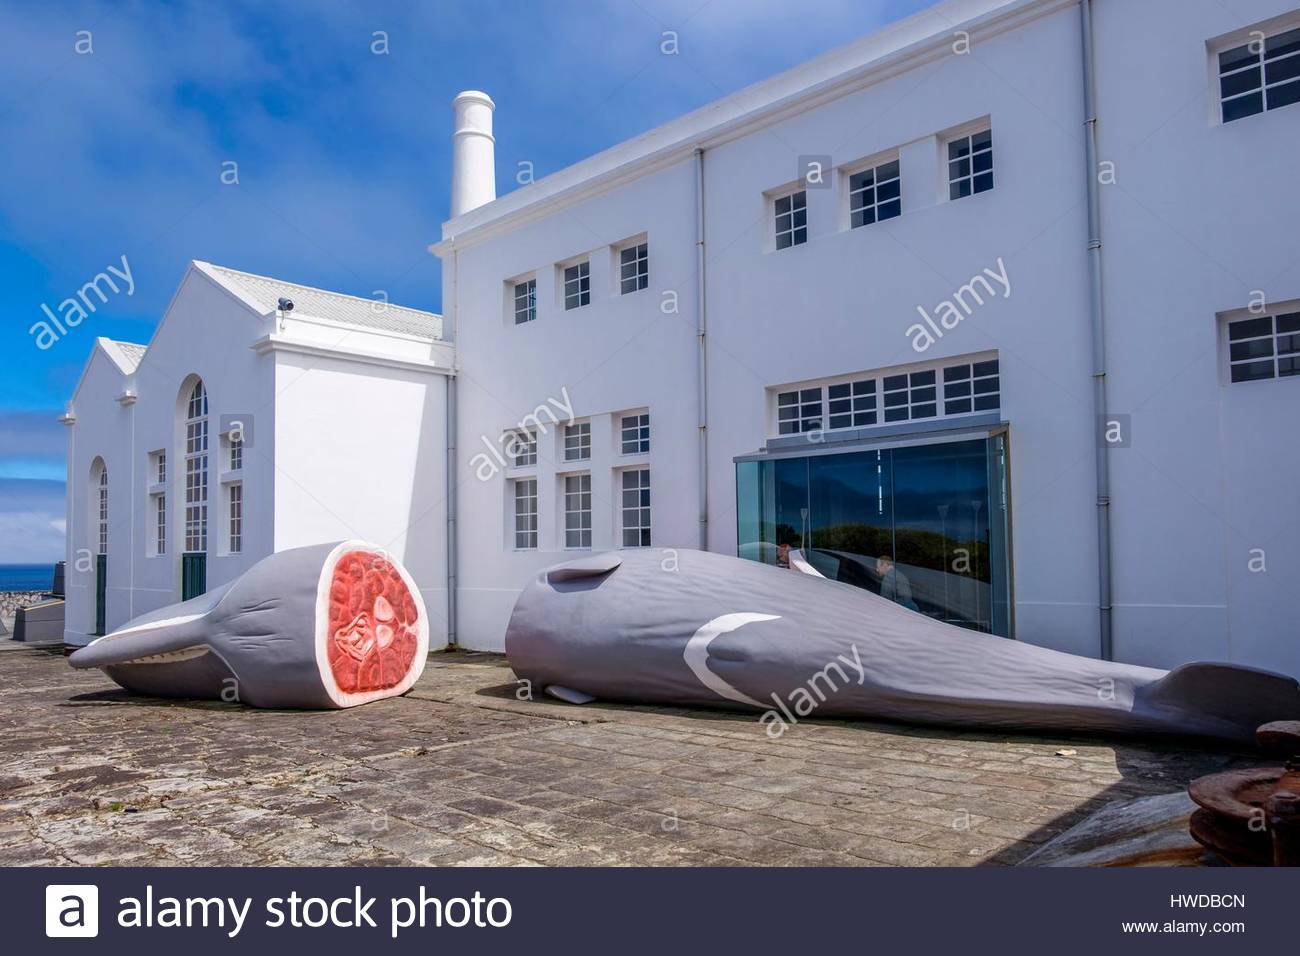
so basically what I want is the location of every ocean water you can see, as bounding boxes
[0,564,56,592]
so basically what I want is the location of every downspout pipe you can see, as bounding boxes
[445,245,459,649]
[1081,0,1114,660]
[694,147,709,551]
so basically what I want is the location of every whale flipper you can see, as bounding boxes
[1144,662,1300,729]
[546,685,596,705]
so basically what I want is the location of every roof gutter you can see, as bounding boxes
[1081,0,1114,660]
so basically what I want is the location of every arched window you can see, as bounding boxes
[95,463,108,554]
[184,379,208,552]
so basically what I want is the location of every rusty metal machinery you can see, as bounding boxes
[1189,721,1300,866]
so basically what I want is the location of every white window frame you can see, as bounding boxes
[776,386,823,434]
[946,125,994,201]
[563,260,591,310]
[513,276,537,324]
[620,468,651,548]
[228,482,243,554]
[184,381,208,553]
[772,355,1000,438]
[1212,17,1300,125]
[229,434,243,472]
[942,360,1002,415]
[617,241,648,295]
[155,492,167,556]
[513,478,538,550]
[507,428,537,467]
[156,450,166,484]
[97,467,108,555]
[1225,308,1300,383]
[620,412,650,455]
[846,154,902,229]
[563,473,592,550]
[564,421,591,462]
[771,187,808,250]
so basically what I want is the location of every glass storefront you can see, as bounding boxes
[736,434,1013,637]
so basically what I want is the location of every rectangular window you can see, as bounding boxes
[564,261,590,310]
[1229,312,1300,381]
[948,129,994,200]
[849,159,901,228]
[509,429,537,467]
[157,451,166,484]
[514,478,538,550]
[774,190,808,249]
[777,387,823,434]
[828,379,877,429]
[513,278,537,324]
[229,436,242,471]
[619,242,648,295]
[1219,27,1300,123]
[883,370,938,422]
[943,359,1001,415]
[621,469,651,548]
[155,494,166,555]
[620,413,650,454]
[228,484,242,554]
[564,421,591,461]
[564,474,592,549]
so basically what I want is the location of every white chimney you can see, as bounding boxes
[450,90,496,218]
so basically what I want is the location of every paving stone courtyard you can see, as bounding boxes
[0,642,1250,866]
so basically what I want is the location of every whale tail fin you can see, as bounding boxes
[1146,662,1300,737]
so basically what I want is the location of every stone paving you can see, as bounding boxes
[0,642,1252,866]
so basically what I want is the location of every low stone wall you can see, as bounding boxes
[1,591,48,628]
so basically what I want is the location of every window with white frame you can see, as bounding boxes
[508,429,537,467]
[513,478,538,549]
[184,380,208,553]
[1218,27,1300,123]
[948,128,993,200]
[156,450,166,484]
[777,387,823,434]
[563,261,590,310]
[229,434,243,471]
[564,421,591,461]
[774,190,808,249]
[621,468,651,548]
[513,277,537,324]
[883,370,938,421]
[849,159,901,228]
[827,379,877,429]
[155,493,167,555]
[619,242,648,295]
[564,474,592,549]
[97,467,108,555]
[775,358,999,438]
[228,483,242,554]
[620,413,650,454]
[1228,312,1300,382]
[943,359,1001,414]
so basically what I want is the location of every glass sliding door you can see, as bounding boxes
[735,435,1013,637]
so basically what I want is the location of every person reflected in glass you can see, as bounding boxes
[875,555,918,612]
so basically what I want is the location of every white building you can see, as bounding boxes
[435,0,1300,678]
[66,0,1300,682]
[62,261,451,646]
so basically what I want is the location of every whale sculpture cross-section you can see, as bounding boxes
[505,549,1300,745]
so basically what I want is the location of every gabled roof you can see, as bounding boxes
[199,262,443,340]
[100,338,147,375]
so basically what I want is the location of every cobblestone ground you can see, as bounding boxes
[0,642,1250,866]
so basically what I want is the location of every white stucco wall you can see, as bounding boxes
[442,0,1300,678]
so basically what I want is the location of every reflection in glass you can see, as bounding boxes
[736,437,1012,637]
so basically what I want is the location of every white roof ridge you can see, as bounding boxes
[203,261,440,319]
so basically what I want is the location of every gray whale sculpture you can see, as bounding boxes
[69,540,428,708]
[505,549,1300,745]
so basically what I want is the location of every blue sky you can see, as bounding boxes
[0,0,938,562]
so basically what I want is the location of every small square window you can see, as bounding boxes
[948,129,994,201]
[774,190,808,249]
[564,261,590,310]
[777,386,822,434]
[619,243,648,295]
[848,159,901,228]
[621,413,650,454]
[513,278,537,324]
[1228,312,1300,382]
[827,379,877,429]
[1219,26,1300,123]
[508,429,537,467]
[564,421,591,461]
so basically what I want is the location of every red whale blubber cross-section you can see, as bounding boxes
[327,551,420,694]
